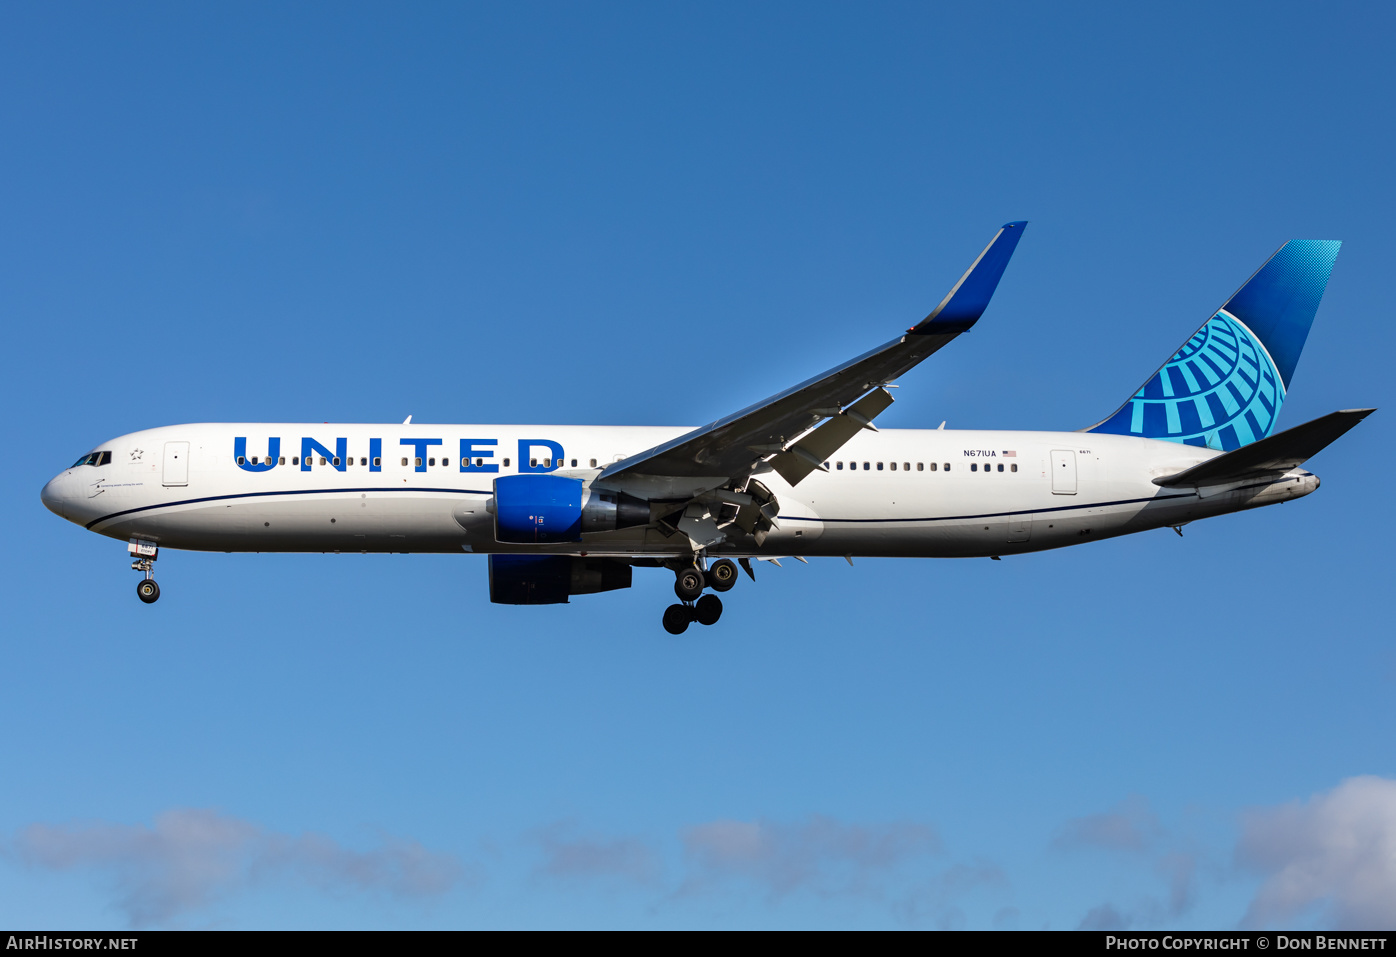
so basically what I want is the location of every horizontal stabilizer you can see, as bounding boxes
[1153,408,1374,488]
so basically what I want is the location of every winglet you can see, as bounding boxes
[912,221,1027,334]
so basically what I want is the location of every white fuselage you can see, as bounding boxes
[41,423,1319,559]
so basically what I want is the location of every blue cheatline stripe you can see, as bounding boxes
[777,490,1210,525]
[86,486,493,530]
[90,480,1289,537]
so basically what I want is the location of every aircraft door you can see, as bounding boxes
[1050,450,1077,494]
[163,441,190,487]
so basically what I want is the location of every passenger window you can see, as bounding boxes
[293,456,300,465]
[836,462,843,470]
[877,462,883,471]
[333,457,341,466]
[237,456,246,465]
[919,462,926,471]
[889,462,896,471]
[360,457,366,466]
[251,457,258,465]
[530,458,537,467]
[320,457,327,466]
[401,458,408,467]
[571,458,578,467]
[944,463,951,471]
[279,457,286,465]
[971,463,977,472]
[374,457,381,467]
[503,458,511,467]
[590,459,597,467]
[415,457,423,467]
[1011,463,1018,472]
[903,462,910,471]
[863,462,870,470]
[998,463,1004,472]
[429,458,436,467]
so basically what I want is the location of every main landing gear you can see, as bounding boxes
[129,539,160,604]
[662,558,740,634]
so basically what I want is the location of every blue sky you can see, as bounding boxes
[2,1,1394,930]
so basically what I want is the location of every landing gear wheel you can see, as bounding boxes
[694,594,723,626]
[707,559,738,592]
[662,604,692,635]
[674,567,706,602]
[136,579,160,604]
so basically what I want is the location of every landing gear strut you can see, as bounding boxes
[130,539,160,604]
[663,558,731,633]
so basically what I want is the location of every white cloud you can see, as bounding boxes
[893,860,1009,927]
[678,814,939,901]
[1238,775,1396,930]
[1056,796,1197,930]
[10,808,467,927]
[532,822,661,885]
[1078,902,1133,930]
[1052,795,1159,853]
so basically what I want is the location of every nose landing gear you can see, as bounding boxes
[129,539,160,604]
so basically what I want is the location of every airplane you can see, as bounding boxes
[41,223,1374,634]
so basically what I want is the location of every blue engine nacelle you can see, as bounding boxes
[488,555,634,604]
[493,474,649,544]
[494,474,582,543]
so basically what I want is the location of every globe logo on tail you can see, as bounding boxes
[1116,310,1284,451]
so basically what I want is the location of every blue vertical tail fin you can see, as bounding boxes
[1087,240,1341,450]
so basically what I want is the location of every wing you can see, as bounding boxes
[595,222,1028,500]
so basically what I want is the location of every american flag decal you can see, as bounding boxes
[1002,450,1016,457]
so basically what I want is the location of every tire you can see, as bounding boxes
[707,559,738,592]
[136,579,160,604]
[694,594,723,626]
[674,567,705,601]
[662,604,692,635]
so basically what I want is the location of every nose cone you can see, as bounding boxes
[41,473,70,520]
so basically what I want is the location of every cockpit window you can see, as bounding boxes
[70,451,112,468]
